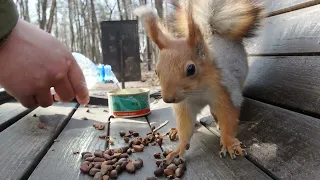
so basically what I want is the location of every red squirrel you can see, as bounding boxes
[134,0,264,162]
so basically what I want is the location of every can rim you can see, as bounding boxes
[108,88,150,96]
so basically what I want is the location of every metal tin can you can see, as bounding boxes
[107,88,151,118]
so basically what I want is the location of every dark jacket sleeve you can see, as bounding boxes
[0,0,19,39]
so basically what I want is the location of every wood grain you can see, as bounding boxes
[244,4,320,55]
[0,102,77,180]
[264,0,317,15]
[236,98,320,180]
[28,105,110,180]
[0,101,34,132]
[108,116,164,180]
[243,56,320,117]
[147,100,272,180]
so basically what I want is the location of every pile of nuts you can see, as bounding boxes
[119,130,164,148]
[80,146,143,180]
[79,129,187,179]
[146,150,186,179]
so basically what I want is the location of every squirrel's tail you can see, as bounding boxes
[169,0,265,40]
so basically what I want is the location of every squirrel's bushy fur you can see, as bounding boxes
[134,0,264,162]
[168,0,264,40]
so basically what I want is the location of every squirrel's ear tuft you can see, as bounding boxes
[134,5,169,50]
[186,2,203,49]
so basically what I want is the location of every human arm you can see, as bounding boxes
[0,1,89,108]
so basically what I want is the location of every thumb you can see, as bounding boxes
[67,57,90,105]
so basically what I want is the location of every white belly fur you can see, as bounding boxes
[206,35,249,108]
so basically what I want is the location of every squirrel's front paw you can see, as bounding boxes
[167,128,179,141]
[220,138,247,159]
[165,148,182,164]
[165,142,189,164]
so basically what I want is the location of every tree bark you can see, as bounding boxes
[81,0,92,59]
[24,0,30,22]
[18,0,24,19]
[90,0,97,62]
[68,0,75,51]
[105,0,117,21]
[39,0,48,30]
[74,0,84,53]
[121,0,128,20]
[54,4,58,38]
[155,0,163,18]
[37,0,41,25]
[127,0,133,20]
[46,0,56,33]
[116,0,122,20]
[80,1,88,56]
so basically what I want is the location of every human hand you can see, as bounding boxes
[0,19,89,108]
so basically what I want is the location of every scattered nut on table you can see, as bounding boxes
[79,129,187,179]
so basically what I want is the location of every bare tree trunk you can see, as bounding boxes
[81,1,88,56]
[74,0,84,53]
[18,0,24,19]
[121,0,128,20]
[68,0,75,51]
[105,1,117,21]
[155,0,163,18]
[37,0,41,25]
[62,16,69,47]
[90,0,97,62]
[82,0,92,59]
[46,0,56,33]
[54,5,58,38]
[24,0,30,22]
[39,0,48,30]
[127,0,133,20]
[116,0,122,20]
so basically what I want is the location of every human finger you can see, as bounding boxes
[53,74,75,102]
[67,58,89,105]
[17,95,38,109]
[35,89,53,107]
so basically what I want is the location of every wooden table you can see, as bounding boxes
[2,1,320,180]
[0,90,271,180]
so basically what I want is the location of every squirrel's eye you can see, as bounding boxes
[186,64,196,77]
[155,70,158,75]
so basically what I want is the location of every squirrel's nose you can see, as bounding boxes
[163,97,176,103]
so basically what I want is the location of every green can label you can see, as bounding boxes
[110,94,150,112]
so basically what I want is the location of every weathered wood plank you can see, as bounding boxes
[236,98,320,180]
[147,100,272,180]
[29,105,109,180]
[0,101,34,132]
[0,102,77,180]
[108,116,164,179]
[244,4,320,55]
[264,0,317,15]
[243,56,320,117]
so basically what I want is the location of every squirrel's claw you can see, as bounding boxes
[215,121,220,131]
[240,142,247,148]
[220,139,248,159]
[165,149,180,164]
[165,142,187,164]
[219,149,227,158]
